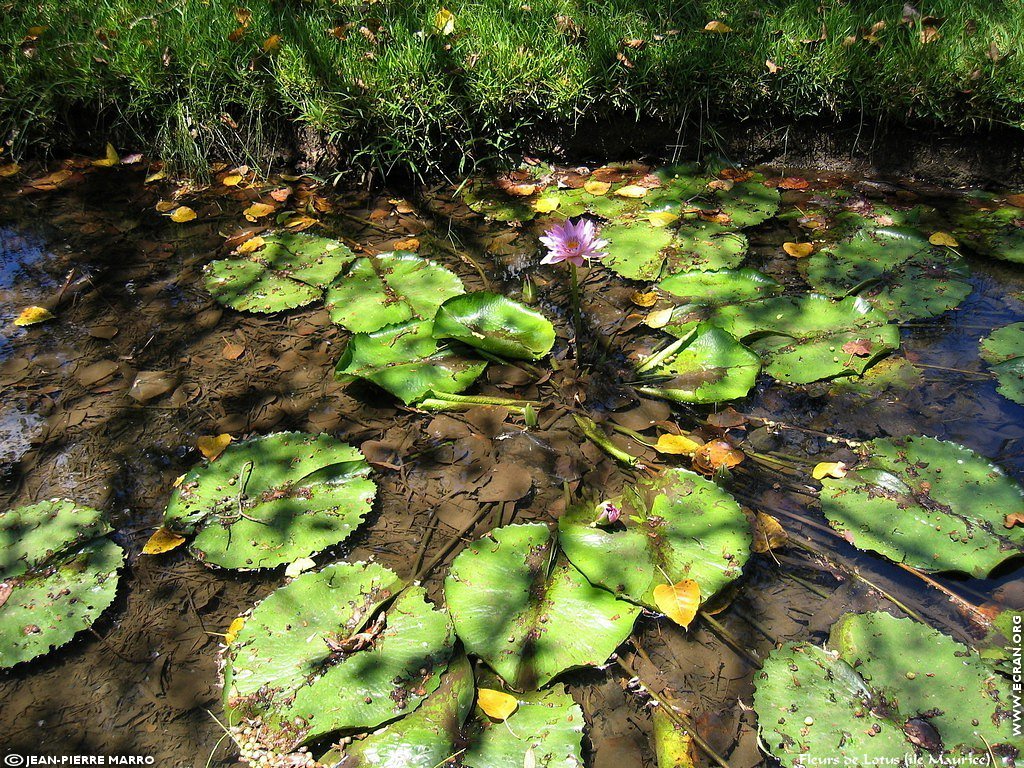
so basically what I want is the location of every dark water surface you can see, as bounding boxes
[0,165,1021,767]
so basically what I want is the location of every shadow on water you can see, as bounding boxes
[0,163,1021,766]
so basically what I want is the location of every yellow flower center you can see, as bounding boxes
[566,239,580,250]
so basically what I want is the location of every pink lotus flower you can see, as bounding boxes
[540,218,608,267]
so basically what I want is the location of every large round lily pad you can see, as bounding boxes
[224,562,453,749]
[602,221,747,281]
[432,292,556,360]
[805,227,971,319]
[336,654,474,768]
[820,436,1024,576]
[714,181,780,227]
[205,233,356,313]
[324,252,464,333]
[0,500,124,668]
[659,268,782,339]
[714,295,900,384]
[445,523,640,690]
[559,469,751,610]
[753,642,909,766]
[464,685,585,768]
[636,323,761,404]
[830,611,1017,753]
[980,322,1024,405]
[335,319,488,405]
[164,432,377,570]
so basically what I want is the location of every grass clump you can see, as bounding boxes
[1,0,1022,175]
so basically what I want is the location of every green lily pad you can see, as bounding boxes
[224,562,453,749]
[653,708,695,768]
[0,500,124,669]
[559,469,751,610]
[659,268,782,339]
[831,612,1017,753]
[432,292,556,360]
[338,654,475,768]
[464,685,585,768]
[164,432,377,570]
[805,228,972,319]
[714,181,780,227]
[602,221,747,281]
[445,523,640,690]
[664,222,748,274]
[978,608,1024,673]
[953,206,1024,264]
[462,180,539,222]
[980,322,1024,405]
[601,222,676,281]
[324,252,465,333]
[335,319,488,404]
[205,233,356,313]
[820,436,1024,576]
[714,295,900,384]
[753,642,909,766]
[636,324,761,404]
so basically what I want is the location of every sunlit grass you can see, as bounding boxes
[1,0,1021,175]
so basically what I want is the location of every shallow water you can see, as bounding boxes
[0,163,1021,767]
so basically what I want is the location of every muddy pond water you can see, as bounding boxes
[0,162,1022,767]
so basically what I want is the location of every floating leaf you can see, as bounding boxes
[336,319,487,404]
[584,179,611,196]
[164,432,377,570]
[637,324,761,404]
[432,292,555,360]
[929,231,958,246]
[783,242,813,258]
[223,562,453,748]
[658,268,782,338]
[694,440,745,472]
[805,227,971,319]
[337,654,474,768]
[462,180,538,222]
[325,252,464,333]
[615,184,648,199]
[654,433,702,455]
[0,500,123,668]
[830,612,1017,753]
[653,708,695,768]
[445,523,640,689]
[601,222,675,280]
[13,306,54,326]
[820,436,1024,576]
[980,322,1024,405]
[224,617,245,645]
[653,580,700,628]
[751,512,787,553]
[812,461,847,480]
[91,142,119,167]
[243,202,275,220]
[713,181,779,227]
[714,295,900,383]
[753,642,908,766]
[206,232,356,314]
[142,527,186,555]
[477,688,519,721]
[222,173,243,187]
[559,469,750,611]
[464,686,584,768]
[169,206,197,223]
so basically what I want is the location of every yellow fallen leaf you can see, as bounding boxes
[647,210,679,227]
[812,461,848,480]
[154,200,176,213]
[222,173,243,187]
[783,242,814,258]
[432,8,456,36]
[263,34,282,52]
[654,433,702,455]
[704,20,732,33]
[477,688,518,721]
[169,206,197,223]
[197,433,232,461]
[751,512,788,553]
[0,162,21,177]
[583,180,611,196]
[394,237,421,251]
[645,307,674,329]
[630,290,658,308]
[142,527,186,555]
[533,196,560,213]
[26,25,48,38]
[91,142,119,167]
[145,168,167,183]
[14,306,54,326]
[224,617,245,644]
[1005,193,1024,209]
[928,231,958,247]
[694,440,744,473]
[284,215,318,231]
[653,579,701,628]
[615,184,648,199]
[243,202,275,221]
[236,235,266,254]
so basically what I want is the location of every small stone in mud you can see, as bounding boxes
[128,371,179,402]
